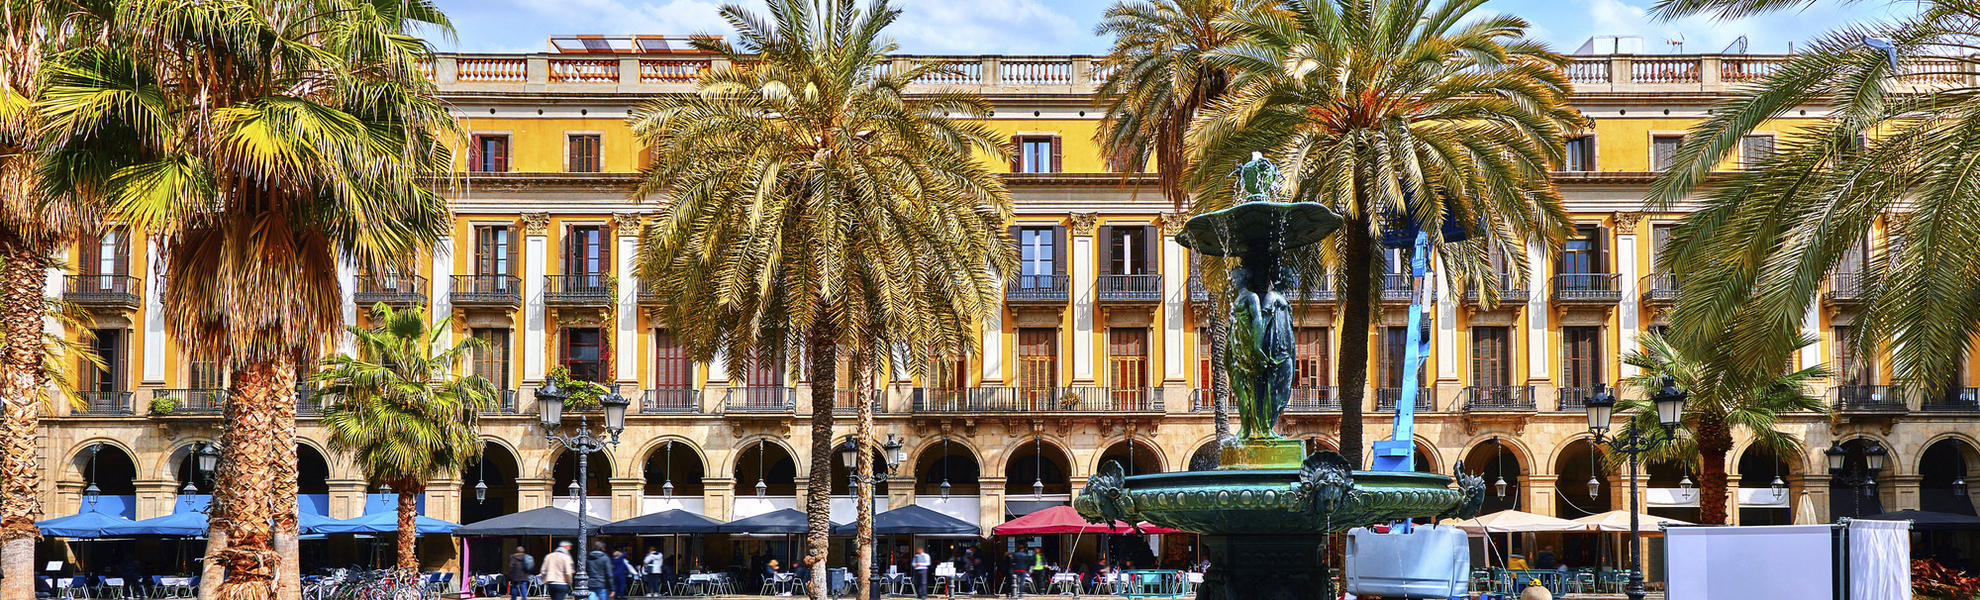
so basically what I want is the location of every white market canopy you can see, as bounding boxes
[1440,510,1583,534]
[1572,510,1691,534]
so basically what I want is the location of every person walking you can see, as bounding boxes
[610,548,632,599]
[586,542,613,600]
[912,546,931,600]
[542,542,575,600]
[642,548,666,597]
[507,546,535,600]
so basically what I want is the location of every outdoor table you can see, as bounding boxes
[686,572,725,595]
[1119,570,1185,598]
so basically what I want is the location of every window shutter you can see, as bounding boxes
[468,137,482,172]
[1009,225,1020,261]
[598,226,612,277]
[1050,136,1063,173]
[113,331,128,391]
[78,235,101,277]
[561,225,573,275]
[113,229,130,276]
[1010,136,1022,172]
[1140,225,1157,275]
[558,328,570,370]
[504,226,518,278]
[1052,226,1067,275]
[1098,225,1114,275]
[493,137,509,172]
[1595,226,1610,273]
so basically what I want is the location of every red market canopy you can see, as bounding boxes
[991,505,1180,536]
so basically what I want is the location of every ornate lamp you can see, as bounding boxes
[1679,475,1695,501]
[535,380,568,428]
[83,482,100,507]
[1771,476,1787,500]
[1864,443,1888,472]
[600,390,630,434]
[1588,476,1601,500]
[1583,383,1616,432]
[475,480,489,504]
[881,434,905,473]
[1495,476,1508,499]
[1652,376,1687,427]
[379,483,392,496]
[194,442,221,481]
[1825,441,1848,472]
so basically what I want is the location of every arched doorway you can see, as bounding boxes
[1099,439,1162,476]
[461,443,520,524]
[1645,460,1699,523]
[1554,439,1610,520]
[1004,438,1071,519]
[1828,438,1887,519]
[1736,445,1793,525]
[733,440,797,518]
[1920,439,1978,516]
[73,444,137,518]
[297,445,331,517]
[642,440,707,514]
[1462,439,1525,514]
[915,439,981,512]
[554,449,614,519]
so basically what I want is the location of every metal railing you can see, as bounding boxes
[1825,272,1869,304]
[1464,385,1537,411]
[1557,386,1601,411]
[479,390,520,414]
[1924,388,1980,412]
[1287,386,1342,411]
[1006,274,1069,302]
[64,274,142,308]
[295,386,323,416]
[1190,389,1215,411]
[1381,273,1416,302]
[642,388,700,413]
[152,389,225,415]
[1551,273,1622,303]
[354,274,428,307]
[1376,387,1436,412]
[1832,385,1904,412]
[724,386,796,413]
[1098,274,1162,302]
[544,274,613,306]
[637,279,666,305]
[826,389,886,415]
[1641,272,1679,305]
[451,275,521,307]
[911,387,1164,412]
[1463,273,1529,307]
[74,391,133,415]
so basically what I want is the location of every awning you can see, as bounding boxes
[315,511,459,535]
[832,505,979,536]
[102,511,210,537]
[715,508,836,535]
[990,505,1179,536]
[38,511,137,538]
[599,509,726,535]
[1571,510,1691,533]
[454,506,610,537]
[1438,510,1583,534]
[1858,509,1980,530]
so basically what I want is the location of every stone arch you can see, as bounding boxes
[462,440,523,524]
[914,436,981,497]
[1463,435,1537,476]
[1002,436,1074,497]
[825,434,893,496]
[1411,436,1442,474]
[1828,436,1893,519]
[296,444,332,495]
[1910,431,1980,479]
[730,435,804,475]
[633,435,711,479]
[537,445,621,481]
[153,438,218,481]
[1461,436,1530,513]
[989,434,1076,478]
[1918,436,1980,516]
[62,438,139,482]
[68,442,139,499]
[733,438,800,497]
[550,447,616,497]
[1552,436,1612,519]
[1093,436,1167,476]
[641,437,709,497]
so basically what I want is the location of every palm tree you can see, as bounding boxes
[317,304,496,570]
[1188,0,1578,466]
[1646,0,1980,404]
[1617,332,1828,524]
[1094,0,1248,441]
[37,1,458,597]
[629,0,1015,596]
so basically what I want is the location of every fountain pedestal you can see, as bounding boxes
[1195,534,1331,600]
[1219,438,1305,470]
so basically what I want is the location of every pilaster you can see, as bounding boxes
[327,479,367,519]
[1071,213,1096,384]
[517,477,554,512]
[523,213,550,380]
[704,478,735,521]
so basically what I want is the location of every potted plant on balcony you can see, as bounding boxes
[150,396,179,415]
[545,367,608,410]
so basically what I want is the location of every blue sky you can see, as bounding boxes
[431,0,1907,56]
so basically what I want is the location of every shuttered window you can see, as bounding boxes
[1471,327,1511,387]
[472,135,509,172]
[471,328,511,389]
[1565,136,1595,171]
[745,350,784,387]
[473,225,516,284]
[1833,326,1871,385]
[653,330,690,389]
[1380,327,1425,387]
[1295,328,1330,388]
[560,327,604,382]
[1197,329,1213,390]
[1103,226,1156,275]
[84,329,124,392]
[1017,329,1058,391]
[1561,327,1601,389]
[188,358,225,390]
[1651,135,1684,171]
[1740,135,1775,168]
[564,225,608,281]
[1107,328,1148,389]
[568,134,601,173]
[1013,135,1061,173]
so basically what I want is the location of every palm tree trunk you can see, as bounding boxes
[1335,215,1376,469]
[853,355,875,600]
[273,370,301,600]
[805,327,836,600]
[209,358,297,600]
[397,481,421,571]
[1697,417,1733,525]
[0,235,46,600]
[1207,293,1232,443]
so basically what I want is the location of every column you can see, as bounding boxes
[1526,474,1559,517]
[981,312,1003,384]
[524,214,549,380]
[978,476,1007,532]
[1789,474,1828,523]
[516,477,554,512]
[611,477,644,520]
[427,477,461,522]
[1801,300,1822,369]
[615,215,640,388]
[1071,214,1096,384]
[1616,213,1641,378]
[1889,474,1923,511]
[43,250,63,339]
[1161,216,1186,384]
[887,475,915,516]
[1526,241,1551,380]
[134,480,179,520]
[337,261,356,354]
[431,236,454,334]
[142,239,166,384]
[704,478,735,521]
[1436,269,1457,381]
[326,479,367,519]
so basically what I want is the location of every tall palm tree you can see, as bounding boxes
[1617,332,1828,524]
[630,1,1015,596]
[317,304,496,570]
[37,1,457,597]
[1646,0,1980,405]
[1188,0,1578,466]
[1094,0,1248,441]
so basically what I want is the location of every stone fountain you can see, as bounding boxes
[1076,154,1485,600]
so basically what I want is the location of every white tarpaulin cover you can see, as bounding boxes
[1438,510,1582,534]
[1667,524,1834,600]
[1571,510,1690,533]
[1849,520,1911,600]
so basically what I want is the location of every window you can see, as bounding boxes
[78,228,130,292]
[745,350,783,387]
[1107,328,1148,389]
[928,352,968,390]
[1651,224,1675,263]
[1740,135,1775,168]
[1833,327,1872,386]
[472,135,509,172]
[1559,226,1606,275]
[653,330,690,389]
[1564,136,1595,171]
[567,133,601,173]
[1295,328,1330,389]
[188,357,224,390]
[561,327,603,382]
[1013,135,1060,173]
[1196,329,1213,390]
[564,225,608,283]
[472,328,511,389]
[474,225,515,277]
[1379,327,1424,388]
[1104,226,1152,275]
[1561,326,1602,389]
[1651,135,1684,171]
[1018,226,1060,277]
[1016,328,1058,392]
[1472,327,1511,387]
[84,329,124,392]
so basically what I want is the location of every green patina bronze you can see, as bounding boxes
[1077,154,1484,600]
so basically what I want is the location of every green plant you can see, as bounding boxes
[1914,559,1980,600]
[150,397,180,415]
[545,367,607,410]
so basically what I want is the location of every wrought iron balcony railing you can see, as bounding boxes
[1097,274,1162,302]
[1381,273,1416,303]
[911,387,1164,412]
[1376,387,1437,412]
[1551,273,1622,304]
[1287,386,1342,411]
[451,275,521,307]
[478,389,520,414]
[544,274,613,306]
[825,389,886,416]
[1464,385,1537,411]
[1463,273,1530,307]
[637,279,666,306]
[1006,274,1069,303]
[1832,385,1905,412]
[152,389,226,415]
[1824,272,1869,305]
[74,391,134,416]
[642,388,700,413]
[64,274,142,310]
[724,386,796,413]
[354,274,428,307]
[1923,388,1980,412]
[1641,272,1679,306]
[1557,386,1602,411]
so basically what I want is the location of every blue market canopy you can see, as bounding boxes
[600,509,725,535]
[102,511,209,537]
[832,505,978,536]
[716,508,834,535]
[38,511,137,538]
[315,511,459,535]
[298,511,341,534]
[454,506,610,537]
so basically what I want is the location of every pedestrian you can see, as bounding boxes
[912,546,931,600]
[542,541,575,600]
[586,541,613,600]
[507,546,535,600]
[611,548,632,599]
[1534,545,1557,571]
[642,548,666,597]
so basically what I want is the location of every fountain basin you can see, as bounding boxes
[1077,468,1475,535]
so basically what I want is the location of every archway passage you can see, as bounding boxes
[735,441,798,497]
[1462,440,1524,514]
[461,443,520,524]
[1737,445,1793,525]
[1829,438,1886,519]
[74,444,137,517]
[173,445,214,495]
[1645,460,1700,523]
[297,445,331,517]
[1920,439,1978,516]
[1004,439,1071,519]
[1554,439,1609,520]
[555,449,614,518]
[1099,439,1162,476]
[644,440,707,498]
[828,443,890,496]
[915,441,981,497]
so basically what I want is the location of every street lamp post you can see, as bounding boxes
[535,382,631,599]
[839,434,906,600]
[1825,440,1887,518]
[1582,378,1688,600]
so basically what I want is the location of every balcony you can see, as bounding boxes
[910,387,1164,412]
[544,274,612,307]
[479,390,521,415]
[451,275,521,308]
[724,386,796,414]
[1463,273,1530,308]
[1381,273,1417,304]
[1006,274,1069,304]
[353,274,427,307]
[642,388,700,413]
[64,275,141,310]
[295,386,323,416]
[1557,386,1602,411]
[151,389,226,415]
[1832,385,1905,413]
[1097,274,1162,303]
[1641,272,1679,308]
[1287,386,1342,412]
[825,389,886,416]
[73,391,133,416]
[1922,388,1980,412]
[1824,272,1868,307]
[637,279,666,306]
[1376,387,1436,412]
[1551,273,1622,305]
[1464,385,1537,411]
